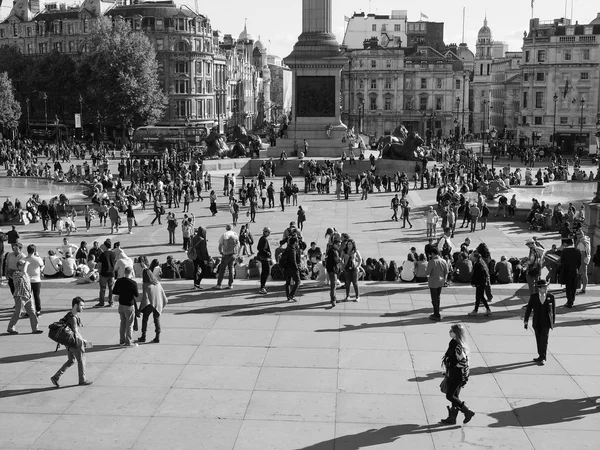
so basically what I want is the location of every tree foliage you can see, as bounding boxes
[0,72,22,129]
[79,17,167,127]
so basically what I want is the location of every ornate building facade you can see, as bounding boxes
[0,0,264,131]
[341,36,471,142]
[518,16,600,152]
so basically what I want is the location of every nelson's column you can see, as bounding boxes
[278,0,348,155]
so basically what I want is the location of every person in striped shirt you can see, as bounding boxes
[6,260,42,335]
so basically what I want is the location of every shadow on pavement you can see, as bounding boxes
[407,360,539,383]
[0,385,77,398]
[296,423,460,450]
[488,397,600,427]
[0,344,122,364]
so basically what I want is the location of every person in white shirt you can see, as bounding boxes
[114,248,134,279]
[24,244,45,315]
[400,253,416,282]
[43,250,62,278]
[61,252,77,277]
[56,238,78,257]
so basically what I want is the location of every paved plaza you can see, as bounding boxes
[1,163,600,449]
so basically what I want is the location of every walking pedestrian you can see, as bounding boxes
[281,236,301,302]
[425,247,448,321]
[214,224,239,289]
[297,206,306,231]
[50,297,93,387]
[326,239,342,307]
[190,225,210,290]
[426,206,439,238]
[576,229,591,294]
[342,239,362,302]
[138,268,168,344]
[108,202,120,234]
[6,260,43,334]
[125,203,136,234]
[257,227,272,294]
[113,266,139,347]
[402,201,413,228]
[166,212,178,245]
[95,239,115,307]
[524,238,544,295]
[560,238,582,308]
[24,244,44,316]
[524,279,556,365]
[391,194,399,221]
[439,324,475,425]
[468,251,492,316]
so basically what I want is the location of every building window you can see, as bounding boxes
[175,80,189,94]
[564,51,571,61]
[381,24,387,32]
[175,61,188,73]
[206,79,212,93]
[371,60,376,68]
[372,24,377,31]
[560,117,568,125]
[404,98,413,110]
[68,41,74,53]
[13,23,18,37]
[419,96,427,110]
[205,62,211,75]
[196,80,203,94]
[581,72,589,80]
[27,43,33,54]
[175,18,187,31]
[524,73,529,82]
[384,97,391,110]
[177,41,188,51]
[534,117,543,125]
[522,116,527,125]
[369,96,377,111]
[38,43,47,54]
[384,78,391,89]
[196,100,204,118]
[54,42,62,52]
[359,79,364,89]
[176,100,190,117]
[537,50,546,62]
[0,29,4,38]
[455,79,461,89]
[536,72,545,82]
[436,78,442,89]
[370,79,377,89]
[525,50,530,62]
[582,49,590,61]
[27,26,32,36]
[578,117,587,125]
[156,39,164,51]
[435,97,442,110]
[535,92,543,108]
[420,78,427,89]
[523,91,528,108]
[394,24,401,32]
[83,19,89,33]
[386,59,391,68]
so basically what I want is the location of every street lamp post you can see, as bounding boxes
[41,92,48,140]
[421,110,436,147]
[490,127,497,171]
[79,94,83,140]
[580,97,586,155]
[455,96,461,145]
[553,93,558,151]
[25,97,30,133]
[482,99,488,161]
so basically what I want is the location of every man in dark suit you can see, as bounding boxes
[524,279,556,365]
[559,238,582,307]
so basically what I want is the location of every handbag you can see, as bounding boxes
[439,374,448,394]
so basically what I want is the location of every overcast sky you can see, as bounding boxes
[1,0,598,59]
[191,0,599,58]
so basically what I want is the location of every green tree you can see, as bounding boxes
[79,17,166,128]
[0,72,22,130]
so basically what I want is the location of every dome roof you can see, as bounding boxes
[478,17,492,39]
[238,23,253,42]
[255,38,265,51]
[590,13,600,25]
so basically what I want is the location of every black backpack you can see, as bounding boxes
[48,313,80,351]
[279,248,291,270]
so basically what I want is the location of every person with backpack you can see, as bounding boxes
[151,200,164,225]
[214,224,239,289]
[50,297,93,387]
[6,259,43,335]
[190,226,210,290]
[480,202,490,230]
[281,236,301,302]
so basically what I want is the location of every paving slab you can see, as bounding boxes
[3,163,600,448]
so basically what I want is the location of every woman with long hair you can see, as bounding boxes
[415,253,428,282]
[75,241,88,265]
[400,253,416,282]
[342,239,362,302]
[138,268,168,343]
[440,324,474,425]
[149,258,162,279]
